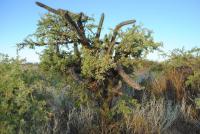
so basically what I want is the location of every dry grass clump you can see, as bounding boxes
[46,103,99,134]
[66,106,97,134]
[122,97,200,134]
[150,66,193,101]
[150,74,166,95]
[123,98,179,134]
[166,68,186,100]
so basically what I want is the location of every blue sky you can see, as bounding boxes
[0,0,200,62]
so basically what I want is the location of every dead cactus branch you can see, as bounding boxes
[116,64,141,90]
[63,12,91,48]
[95,13,105,40]
[36,1,91,48]
[107,20,136,55]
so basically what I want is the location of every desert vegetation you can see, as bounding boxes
[0,2,200,134]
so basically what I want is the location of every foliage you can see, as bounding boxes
[0,54,49,134]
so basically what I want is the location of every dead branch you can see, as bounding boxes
[36,1,91,48]
[63,12,91,48]
[95,13,105,40]
[116,64,141,90]
[36,2,89,20]
[77,12,85,35]
[107,20,136,54]
[36,2,58,14]
[74,43,81,58]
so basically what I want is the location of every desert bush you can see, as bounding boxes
[0,54,49,134]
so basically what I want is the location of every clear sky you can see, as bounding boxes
[0,0,200,62]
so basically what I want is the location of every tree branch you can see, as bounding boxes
[74,43,81,58]
[22,40,77,47]
[116,64,141,90]
[36,1,89,21]
[63,12,91,48]
[77,12,85,35]
[107,20,136,55]
[111,20,136,43]
[36,1,91,49]
[95,13,105,40]
[36,2,59,14]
